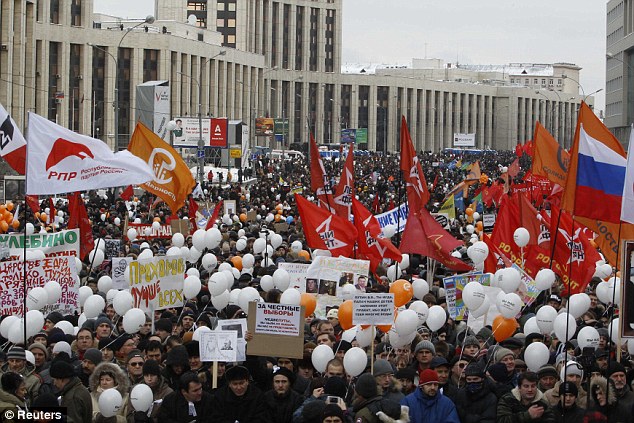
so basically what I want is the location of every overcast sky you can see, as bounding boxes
[95,0,608,111]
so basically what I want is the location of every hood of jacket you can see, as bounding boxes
[165,345,190,368]
[590,376,617,406]
[0,361,37,378]
[0,389,25,407]
[89,361,130,395]
[510,386,545,403]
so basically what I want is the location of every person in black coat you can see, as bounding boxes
[156,372,213,423]
[263,367,304,423]
[209,365,272,423]
[161,345,191,391]
[455,363,497,423]
[553,382,585,423]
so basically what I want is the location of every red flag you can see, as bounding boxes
[523,140,534,157]
[482,233,512,274]
[508,158,520,178]
[188,196,198,221]
[49,198,56,225]
[371,195,381,214]
[515,143,523,158]
[432,173,440,191]
[309,133,335,212]
[25,195,39,215]
[400,208,471,271]
[67,192,94,259]
[333,144,355,219]
[121,185,134,201]
[351,197,401,269]
[399,116,429,214]
[544,205,601,294]
[294,194,357,257]
[205,200,223,230]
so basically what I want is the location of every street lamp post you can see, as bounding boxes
[561,74,585,98]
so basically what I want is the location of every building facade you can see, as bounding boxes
[0,0,587,157]
[605,0,634,145]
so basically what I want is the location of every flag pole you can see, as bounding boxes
[21,113,32,345]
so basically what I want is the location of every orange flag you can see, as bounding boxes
[531,121,569,187]
[127,122,196,214]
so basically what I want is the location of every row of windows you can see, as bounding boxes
[509,78,562,86]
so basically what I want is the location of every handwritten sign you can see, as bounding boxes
[255,303,302,336]
[199,330,237,362]
[278,262,310,292]
[0,257,79,315]
[111,257,132,290]
[128,255,185,313]
[0,229,79,259]
[352,293,395,325]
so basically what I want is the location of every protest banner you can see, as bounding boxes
[0,257,78,315]
[375,203,409,233]
[352,293,395,325]
[104,239,122,259]
[246,302,305,358]
[111,257,133,290]
[443,272,491,320]
[0,229,79,259]
[278,262,310,292]
[125,222,173,239]
[128,255,185,313]
[199,331,238,362]
[512,263,540,309]
[217,319,247,361]
[306,256,370,297]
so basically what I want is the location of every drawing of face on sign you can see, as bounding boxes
[113,259,128,279]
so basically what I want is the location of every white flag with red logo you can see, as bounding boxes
[26,113,154,195]
[0,102,26,174]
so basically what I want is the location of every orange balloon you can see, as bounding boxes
[40,213,47,222]
[11,220,19,229]
[230,256,243,271]
[0,221,8,232]
[492,315,518,342]
[465,207,474,216]
[0,205,5,213]
[377,324,393,333]
[298,250,310,260]
[35,212,40,219]
[476,221,483,232]
[338,300,354,330]
[390,279,414,307]
[274,214,282,222]
[6,202,13,212]
[276,204,283,211]
[153,216,161,222]
[3,211,10,222]
[239,213,247,222]
[300,293,316,317]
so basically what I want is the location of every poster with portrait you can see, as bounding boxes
[306,256,370,297]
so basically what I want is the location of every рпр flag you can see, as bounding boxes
[67,191,94,260]
[333,144,355,219]
[400,116,429,214]
[26,113,154,195]
[351,197,401,271]
[128,122,196,214]
[309,133,335,212]
[0,102,26,174]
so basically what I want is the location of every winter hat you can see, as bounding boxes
[324,376,347,398]
[372,359,394,377]
[47,329,66,345]
[95,316,113,329]
[52,341,72,357]
[142,360,161,377]
[302,401,326,422]
[333,340,352,354]
[414,340,436,355]
[494,347,515,363]
[225,365,250,382]
[355,373,378,398]
[322,404,344,420]
[606,361,626,377]
[83,348,103,366]
[488,362,510,382]
[154,318,173,333]
[465,363,485,378]
[430,357,450,370]
[559,381,578,396]
[28,343,49,360]
[538,365,558,379]
[50,355,75,379]
[419,369,439,385]
[272,367,296,385]
[6,347,26,361]
[560,361,583,382]
[463,335,480,348]
[46,311,64,325]
[395,367,417,382]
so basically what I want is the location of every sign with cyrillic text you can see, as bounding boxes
[352,293,395,325]
[254,303,302,336]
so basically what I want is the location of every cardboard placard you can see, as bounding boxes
[247,210,257,222]
[274,222,289,233]
[352,293,395,325]
[247,302,305,359]
[170,219,190,236]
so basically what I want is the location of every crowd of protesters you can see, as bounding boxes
[0,148,631,423]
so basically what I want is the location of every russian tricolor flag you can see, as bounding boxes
[575,124,626,223]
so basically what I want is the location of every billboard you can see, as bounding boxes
[172,118,211,148]
[136,81,170,141]
[453,133,476,147]
[210,118,228,148]
[255,118,274,136]
[341,128,368,144]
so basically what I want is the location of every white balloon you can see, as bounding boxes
[311,344,335,373]
[386,265,398,282]
[211,290,231,310]
[114,217,121,226]
[207,273,226,296]
[201,253,218,271]
[138,249,153,260]
[568,293,591,318]
[466,224,475,234]
[536,305,558,334]
[26,310,44,338]
[608,277,622,306]
[342,326,358,343]
[144,227,152,237]
[123,308,146,334]
[535,268,556,291]
[205,228,222,250]
[412,279,429,299]
[192,326,212,342]
[498,292,523,319]
[130,384,153,412]
[394,309,418,335]
[291,241,303,253]
[426,305,447,332]
[388,328,417,348]
[218,262,232,273]
[312,249,332,258]
[78,286,93,308]
[596,281,613,304]
[126,228,138,241]
[26,222,35,235]
[468,241,489,265]
[237,287,260,312]
[553,312,577,342]
[88,249,105,267]
[229,289,241,305]
[253,238,266,254]
[113,290,134,315]
[98,276,113,294]
[399,254,410,269]
[171,232,185,248]
[524,342,550,372]
[188,246,202,263]
[152,221,161,231]
[8,320,25,344]
[192,229,206,251]
[513,227,530,247]
[594,263,612,279]
[260,275,274,292]
[498,267,521,294]
[231,268,240,280]
[242,254,255,268]
[180,246,190,259]
[0,316,18,338]
[134,217,142,224]
[84,295,106,319]
[280,288,301,305]
[186,268,200,278]
[343,347,367,377]
[523,316,540,335]
[409,301,429,324]
[382,224,396,239]
[472,212,480,221]
[183,276,202,299]
[462,282,485,310]
[577,326,600,349]
[608,318,621,344]
[74,257,83,274]
[340,284,356,300]
[26,287,49,311]
[469,295,491,318]
[99,388,123,418]
[270,234,283,249]
[273,268,291,291]
[236,239,247,251]
[55,320,74,336]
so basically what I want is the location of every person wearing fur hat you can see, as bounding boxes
[400,369,460,423]
[89,361,130,422]
[0,372,26,422]
[497,371,555,423]
[552,381,585,423]
[0,346,41,404]
[585,376,630,423]
[157,371,213,423]
[606,361,634,414]
[263,367,304,423]
[455,363,497,423]
[352,373,406,423]
[543,361,587,409]
[50,352,92,423]
[209,365,272,422]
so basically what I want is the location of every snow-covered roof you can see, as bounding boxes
[341,63,410,75]
[458,63,554,76]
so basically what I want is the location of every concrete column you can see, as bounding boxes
[368,84,377,151]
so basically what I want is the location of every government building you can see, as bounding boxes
[0,0,589,157]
